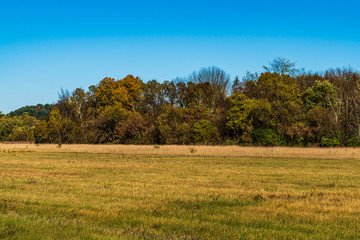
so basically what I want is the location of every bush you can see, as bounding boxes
[189,147,197,153]
[0,115,38,142]
[192,120,217,144]
[320,137,340,147]
[346,137,360,147]
[156,107,191,144]
[252,129,282,146]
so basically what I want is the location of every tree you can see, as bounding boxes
[118,75,144,110]
[0,114,38,141]
[186,66,231,112]
[303,80,342,138]
[324,68,360,141]
[246,73,302,123]
[69,88,87,126]
[303,80,339,109]
[239,72,305,144]
[226,93,273,143]
[306,106,334,143]
[95,75,144,111]
[114,111,147,144]
[8,104,52,119]
[140,80,168,119]
[156,106,191,144]
[264,57,300,77]
[94,105,130,143]
[192,120,218,144]
[56,88,73,118]
[95,77,127,108]
[47,108,63,143]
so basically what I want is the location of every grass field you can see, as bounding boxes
[0,145,360,239]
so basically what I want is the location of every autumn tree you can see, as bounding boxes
[184,66,231,112]
[95,75,144,111]
[156,106,191,144]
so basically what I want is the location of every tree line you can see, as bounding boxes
[2,58,360,147]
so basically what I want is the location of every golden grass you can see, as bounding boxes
[0,146,360,238]
[0,143,360,159]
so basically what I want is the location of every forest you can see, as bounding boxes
[1,58,360,147]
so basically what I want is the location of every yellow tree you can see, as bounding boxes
[118,75,144,110]
[95,75,144,111]
[93,75,144,143]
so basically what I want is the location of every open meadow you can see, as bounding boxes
[0,144,360,239]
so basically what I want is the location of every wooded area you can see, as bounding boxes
[2,58,360,146]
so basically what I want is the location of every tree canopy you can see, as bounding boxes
[2,59,360,147]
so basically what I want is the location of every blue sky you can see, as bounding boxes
[1,0,360,113]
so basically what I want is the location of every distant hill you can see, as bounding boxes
[8,104,53,119]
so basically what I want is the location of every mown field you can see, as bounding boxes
[0,145,360,239]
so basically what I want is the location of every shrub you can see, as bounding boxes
[156,107,191,144]
[320,137,340,147]
[252,129,282,146]
[189,147,197,153]
[346,137,360,147]
[192,120,217,144]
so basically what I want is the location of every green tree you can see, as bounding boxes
[192,120,218,144]
[8,104,52,119]
[0,114,38,141]
[303,80,339,109]
[303,80,342,139]
[47,108,63,143]
[226,93,273,143]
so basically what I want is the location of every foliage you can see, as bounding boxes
[303,80,339,109]
[183,66,230,111]
[346,137,360,147]
[3,63,360,147]
[94,75,144,110]
[320,137,340,147]
[252,129,283,146]
[192,120,217,143]
[156,106,191,144]
[226,93,273,142]
[8,104,52,119]
[0,114,38,141]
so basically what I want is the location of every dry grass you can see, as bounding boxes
[0,143,360,159]
[0,145,360,239]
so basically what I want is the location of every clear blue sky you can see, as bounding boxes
[1,0,360,113]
